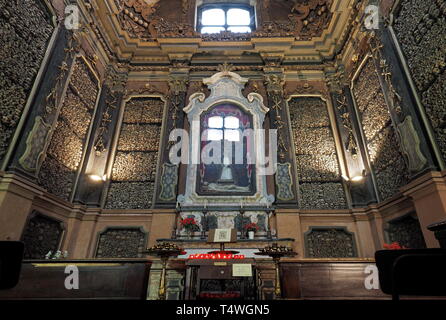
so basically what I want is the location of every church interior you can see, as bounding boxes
[0,0,446,301]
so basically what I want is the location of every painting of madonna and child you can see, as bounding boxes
[197,104,257,196]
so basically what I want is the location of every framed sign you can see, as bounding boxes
[232,264,252,277]
[208,229,237,243]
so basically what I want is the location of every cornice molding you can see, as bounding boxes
[86,0,358,64]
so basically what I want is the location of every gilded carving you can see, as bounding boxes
[115,0,333,40]
[116,0,196,39]
[369,33,428,173]
[19,32,80,174]
[38,57,99,200]
[167,76,188,143]
[94,67,128,155]
[265,74,289,161]
[18,116,52,172]
[352,58,409,200]
[335,94,359,158]
[255,0,333,40]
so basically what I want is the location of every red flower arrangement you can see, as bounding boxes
[180,217,197,231]
[243,222,259,232]
[383,242,408,250]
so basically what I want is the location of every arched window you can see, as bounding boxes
[197,4,255,34]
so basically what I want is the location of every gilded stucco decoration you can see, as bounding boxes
[93,67,128,155]
[116,0,196,39]
[114,0,334,40]
[370,33,427,173]
[38,57,99,201]
[336,94,359,158]
[352,58,409,200]
[19,32,81,174]
[256,0,333,40]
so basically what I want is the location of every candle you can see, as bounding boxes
[176,201,179,209]
[240,201,243,209]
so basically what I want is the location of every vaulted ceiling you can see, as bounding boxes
[83,0,360,66]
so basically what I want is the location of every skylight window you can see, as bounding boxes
[198,4,255,34]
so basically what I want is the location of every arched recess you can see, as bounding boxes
[287,95,349,210]
[1,0,58,169]
[103,95,167,209]
[182,69,270,207]
[350,55,410,201]
[94,226,147,258]
[21,211,65,259]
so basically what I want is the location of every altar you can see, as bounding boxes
[184,258,258,300]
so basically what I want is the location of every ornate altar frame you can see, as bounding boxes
[181,69,270,207]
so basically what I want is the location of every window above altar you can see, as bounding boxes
[207,116,240,142]
[197,3,255,34]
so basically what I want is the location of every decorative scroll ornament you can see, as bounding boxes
[18,117,52,172]
[264,74,284,94]
[93,93,115,155]
[370,33,428,173]
[93,66,127,155]
[167,76,188,147]
[336,94,359,158]
[264,74,288,161]
[397,116,428,173]
[19,31,80,174]
[123,0,160,21]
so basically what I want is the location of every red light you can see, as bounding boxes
[188,253,245,260]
